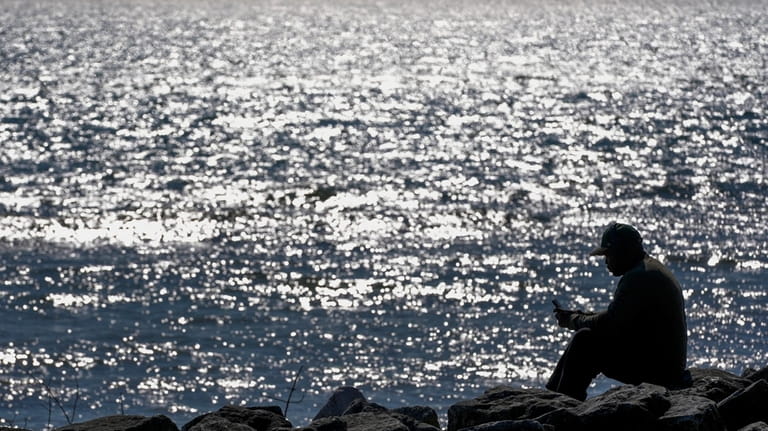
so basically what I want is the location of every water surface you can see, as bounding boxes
[1,0,767,428]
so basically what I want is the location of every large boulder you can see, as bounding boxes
[717,379,768,431]
[657,394,724,431]
[673,368,752,402]
[737,423,768,431]
[181,406,291,431]
[457,419,552,431]
[305,409,439,431]
[536,383,671,431]
[54,415,178,431]
[742,366,768,384]
[311,412,409,431]
[391,406,440,428]
[314,387,368,420]
[447,386,581,431]
[577,383,671,430]
[344,412,414,431]
[337,398,388,416]
[282,417,347,431]
[310,388,439,431]
[185,416,254,431]
[387,411,441,431]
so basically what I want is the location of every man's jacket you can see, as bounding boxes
[569,256,688,386]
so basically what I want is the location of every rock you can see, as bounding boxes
[253,406,285,416]
[387,411,441,431]
[288,417,347,431]
[673,368,752,402]
[54,415,178,431]
[552,383,670,431]
[340,398,387,416]
[742,366,768,384]
[448,369,766,431]
[307,410,438,431]
[575,383,672,430]
[312,387,439,431]
[717,379,768,431]
[0,427,33,431]
[185,416,254,431]
[182,406,291,431]
[391,406,440,428]
[457,419,551,431]
[737,422,768,431]
[327,412,409,431]
[657,394,724,431]
[533,408,581,431]
[447,386,581,431]
[314,387,368,420]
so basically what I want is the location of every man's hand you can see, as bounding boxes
[554,309,576,329]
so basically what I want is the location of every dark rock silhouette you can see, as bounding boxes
[536,383,671,431]
[743,367,768,384]
[456,420,551,431]
[737,422,768,431]
[675,368,752,402]
[717,379,768,431]
[447,386,581,431]
[447,367,768,431]
[391,406,441,429]
[181,406,291,431]
[303,412,410,431]
[53,415,178,431]
[657,394,722,431]
[294,387,440,431]
[38,365,768,431]
[313,387,368,420]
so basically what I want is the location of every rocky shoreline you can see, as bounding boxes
[4,366,766,431]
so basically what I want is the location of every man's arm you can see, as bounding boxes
[554,309,596,330]
[568,276,638,334]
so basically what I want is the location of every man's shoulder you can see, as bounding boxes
[641,255,666,270]
[619,256,667,279]
[622,256,680,287]
[644,256,678,277]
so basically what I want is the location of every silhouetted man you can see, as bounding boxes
[546,223,689,401]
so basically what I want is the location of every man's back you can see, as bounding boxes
[548,223,690,400]
[614,256,687,384]
[575,256,688,386]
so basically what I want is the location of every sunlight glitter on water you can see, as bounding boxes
[1,0,768,428]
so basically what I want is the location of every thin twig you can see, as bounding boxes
[71,373,80,422]
[119,389,126,415]
[283,365,304,417]
[28,369,73,425]
[47,392,52,429]
[263,365,306,416]
[40,376,72,424]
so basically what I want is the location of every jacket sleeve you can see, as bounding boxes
[570,275,640,335]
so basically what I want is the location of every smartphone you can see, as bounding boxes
[552,299,563,310]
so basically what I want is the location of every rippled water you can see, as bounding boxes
[1,0,767,428]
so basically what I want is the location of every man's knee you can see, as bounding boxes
[550,328,603,401]
[566,328,608,366]
[570,328,598,348]
[573,327,594,339]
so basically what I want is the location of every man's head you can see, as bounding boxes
[589,223,646,275]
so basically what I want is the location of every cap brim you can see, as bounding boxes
[589,247,608,257]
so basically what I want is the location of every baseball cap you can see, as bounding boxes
[589,223,643,256]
